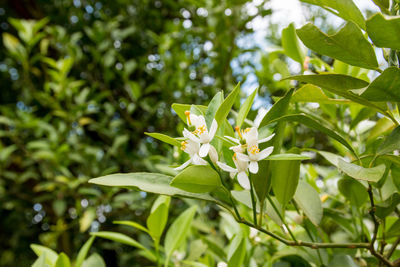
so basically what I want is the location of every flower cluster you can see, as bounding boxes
[176,109,274,190]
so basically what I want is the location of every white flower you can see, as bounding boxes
[185,111,218,160]
[225,126,274,154]
[217,153,250,190]
[174,138,207,171]
[237,127,274,174]
[253,107,268,128]
[217,262,228,267]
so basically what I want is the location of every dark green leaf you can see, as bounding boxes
[258,89,294,128]
[338,177,368,207]
[170,165,222,193]
[366,13,400,49]
[378,126,400,155]
[361,67,400,102]
[271,160,300,206]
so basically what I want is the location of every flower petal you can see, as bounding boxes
[199,143,210,157]
[237,172,251,190]
[217,161,237,173]
[208,145,219,163]
[236,152,250,162]
[245,127,258,147]
[258,133,275,144]
[257,146,274,160]
[225,135,240,144]
[249,161,259,174]
[254,107,268,128]
[192,154,207,165]
[208,119,218,139]
[183,128,200,143]
[174,159,192,171]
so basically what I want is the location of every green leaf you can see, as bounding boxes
[236,87,258,128]
[296,22,378,69]
[214,82,240,127]
[366,13,400,50]
[387,219,400,238]
[294,180,323,225]
[2,33,21,54]
[338,177,368,207]
[227,234,246,267]
[32,254,46,267]
[338,159,386,182]
[371,0,390,13]
[271,160,300,206]
[55,253,71,267]
[90,231,147,250]
[318,151,345,167]
[147,195,170,242]
[360,67,400,102]
[205,92,223,129]
[328,254,358,267]
[89,173,218,203]
[378,126,400,155]
[301,0,365,30]
[266,153,311,161]
[113,221,149,233]
[81,253,105,267]
[292,84,351,104]
[164,206,197,261]
[144,132,181,147]
[282,23,305,64]
[170,165,222,193]
[258,89,294,128]
[30,244,58,267]
[75,236,95,267]
[172,103,207,123]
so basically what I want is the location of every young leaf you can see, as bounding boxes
[89,173,218,203]
[214,82,240,127]
[32,254,46,267]
[271,160,301,206]
[227,234,246,267]
[164,206,197,262]
[81,253,106,267]
[170,165,222,193]
[144,132,181,147]
[366,13,400,50]
[147,196,170,243]
[236,87,258,128]
[30,244,58,267]
[301,0,365,30]
[75,236,96,267]
[113,221,149,233]
[338,159,386,182]
[55,253,71,267]
[282,23,305,64]
[296,22,378,69]
[90,231,147,250]
[338,177,368,207]
[205,92,223,129]
[294,180,323,226]
[360,67,400,102]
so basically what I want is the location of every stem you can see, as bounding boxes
[249,176,258,225]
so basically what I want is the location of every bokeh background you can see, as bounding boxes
[0,0,379,266]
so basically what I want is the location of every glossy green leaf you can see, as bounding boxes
[147,195,170,242]
[164,206,197,261]
[328,254,358,267]
[338,177,368,207]
[318,151,345,167]
[81,253,105,267]
[30,244,58,267]
[338,159,386,182]
[215,82,240,127]
[301,0,365,30]
[271,160,300,206]
[361,67,400,102]
[144,132,181,147]
[89,173,218,203]
[113,221,149,233]
[292,84,351,104]
[32,254,46,267]
[227,234,246,267]
[55,253,71,267]
[236,87,258,128]
[282,23,305,64]
[296,22,378,69]
[258,89,294,128]
[266,153,311,161]
[294,180,323,225]
[378,126,400,155]
[205,92,223,129]
[75,236,95,267]
[170,165,222,193]
[90,231,146,250]
[366,13,400,49]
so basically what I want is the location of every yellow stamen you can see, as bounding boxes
[235,126,242,138]
[185,111,191,125]
[233,153,237,160]
[244,128,251,133]
[181,141,187,151]
[249,145,260,155]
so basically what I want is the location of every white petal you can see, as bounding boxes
[229,172,236,179]
[257,146,274,160]
[236,152,250,162]
[254,107,268,128]
[237,172,251,190]
[258,133,275,144]
[217,161,237,173]
[174,159,192,170]
[208,119,218,139]
[192,154,207,165]
[199,143,210,157]
[209,145,218,163]
[225,135,240,144]
[249,161,259,174]
[183,128,200,143]
[245,127,258,147]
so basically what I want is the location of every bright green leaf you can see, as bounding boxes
[271,160,300,206]
[32,254,46,267]
[266,153,311,161]
[90,231,147,250]
[227,234,246,267]
[55,253,71,267]
[147,195,170,242]
[236,87,258,128]
[258,89,294,128]
[144,132,181,147]
[338,159,386,182]
[292,84,351,104]
[294,180,323,226]
[30,244,58,267]
[366,13,400,49]
[170,165,222,193]
[282,23,305,64]
[378,126,400,155]
[81,253,105,267]
[75,236,95,267]
[113,221,149,233]
[205,92,223,129]
[214,82,240,127]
